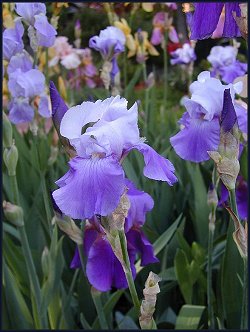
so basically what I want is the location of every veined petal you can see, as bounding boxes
[52,156,125,219]
[127,228,159,266]
[8,98,34,124]
[125,179,154,231]
[189,3,224,40]
[223,3,241,37]
[127,143,177,185]
[170,112,220,162]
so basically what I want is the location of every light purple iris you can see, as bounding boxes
[188,3,241,40]
[7,50,49,123]
[89,26,125,81]
[207,45,247,84]
[51,90,177,220]
[15,3,57,47]
[170,71,244,163]
[70,179,158,291]
[3,19,24,60]
[170,43,196,65]
[219,176,248,220]
[151,12,179,46]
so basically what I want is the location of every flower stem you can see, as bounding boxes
[207,210,215,329]
[118,230,141,313]
[229,189,239,219]
[241,257,248,329]
[163,32,168,109]
[142,63,149,137]
[123,49,127,89]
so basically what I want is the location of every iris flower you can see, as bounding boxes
[71,179,158,291]
[50,85,177,220]
[170,71,244,162]
[207,45,247,84]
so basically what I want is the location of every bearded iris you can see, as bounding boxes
[207,45,247,84]
[71,179,158,291]
[51,86,177,220]
[170,71,245,162]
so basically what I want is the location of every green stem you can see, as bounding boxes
[207,213,215,329]
[142,63,149,137]
[45,48,49,85]
[33,137,52,236]
[123,49,127,89]
[163,32,168,109]
[229,189,239,219]
[241,257,248,329]
[91,289,109,329]
[118,230,141,313]
[9,175,20,206]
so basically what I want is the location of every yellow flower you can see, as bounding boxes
[3,4,15,28]
[114,18,131,37]
[127,30,159,61]
[52,2,69,15]
[141,3,154,12]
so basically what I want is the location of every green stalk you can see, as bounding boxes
[123,49,127,89]
[241,257,248,329]
[9,175,20,206]
[118,230,141,313]
[229,189,247,329]
[45,48,49,85]
[163,32,168,109]
[142,63,149,137]
[229,189,239,219]
[207,210,215,329]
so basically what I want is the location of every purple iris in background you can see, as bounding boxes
[207,45,247,84]
[7,51,50,123]
[170,42,196,65]
[50,85,177,220]
[3,19,24,60]
[89,26,126,81]
[188,3,241,40]
[219,176,247,220]
[170,71,244,162]
[15,2,57,47]
[71,179,158,291]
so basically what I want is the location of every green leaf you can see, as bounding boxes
[92,290,123,329]
[174,249,192,303]
[124,65,143,100]
[221,221,243,328]
[159,267,176,281]
[3,260,34,329]
[175,304,206,329]
[186,163,209,245]
[136,214,183,273]
[80,312,92,330]
[115,311,139,329]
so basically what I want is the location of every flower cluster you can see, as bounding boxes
[3,3,56,124]
[207,45,247,84]
[170,71,246,162]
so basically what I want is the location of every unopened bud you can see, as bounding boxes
[101,61,112,90]
[3,144,18,176]
[146,72,155,89]
[74,19,81,40]
[207,184,218,209]
[41,246,50,277]
[3,112,13,148]
[225,206,247,258]
[3,201,24,227]
[28,26,38,52]
[55,215,83,245]
[139,271,161,329]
